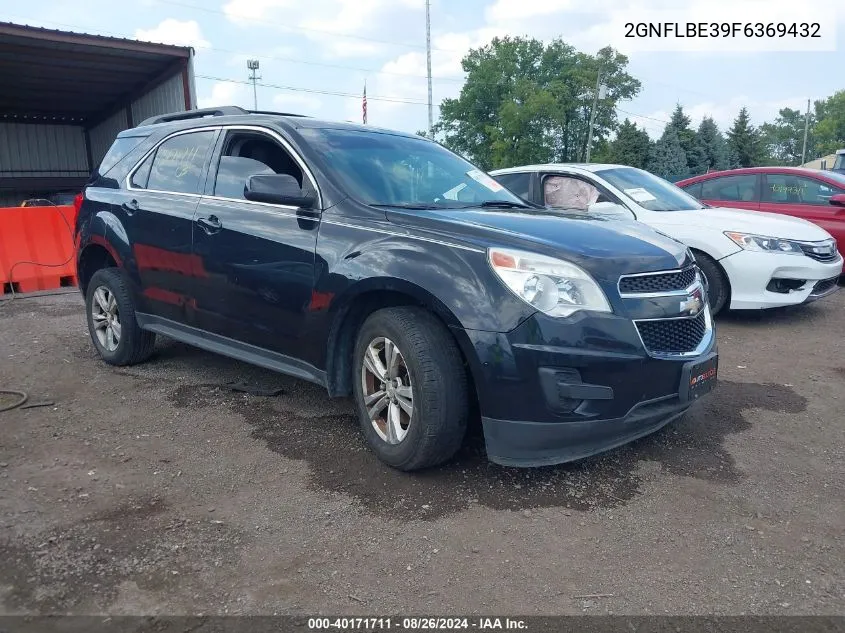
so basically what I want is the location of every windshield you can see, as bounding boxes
[299,127,526,208]
[834,154,845,170]
[597,167,706,212]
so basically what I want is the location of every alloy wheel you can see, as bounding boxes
[360,337,414,444]
[91,285,121,352]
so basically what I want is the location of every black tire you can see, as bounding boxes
[85,268,156,366]
[694,251,729,315]
[352,307,468,471]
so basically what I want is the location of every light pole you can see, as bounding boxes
[247,59,261,110]
[801,98,810,165]
[425,0,433,136]
[585,75,607,163]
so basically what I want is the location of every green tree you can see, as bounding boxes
[760,107,813,166]
[667,104,697,172]
[690,117,729,174]
[726,107,763,167]
[433,37,641,169]
[813,90,845,156]
[603,118,652,168]
[647,127,688,181]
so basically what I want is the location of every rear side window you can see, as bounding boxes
[130,154,154,189]
[98,136,146,176]
[763,174,844,205]
[700,175,757,202]
[145,131,216,195]
[681,181,702,198]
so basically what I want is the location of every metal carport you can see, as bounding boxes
[0,22,196,206]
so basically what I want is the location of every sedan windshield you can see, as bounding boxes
[299,127,527,208]
[598,167,706,212]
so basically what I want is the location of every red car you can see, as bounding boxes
[677,167,845,252]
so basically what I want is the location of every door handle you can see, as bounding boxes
[197,215,223,234]
[122,199,139,215]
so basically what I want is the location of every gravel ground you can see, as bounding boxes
[0,291,843,616]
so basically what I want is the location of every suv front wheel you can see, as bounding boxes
[353,307,468,471]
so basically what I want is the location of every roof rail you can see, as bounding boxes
[138,106,248,127]
[246,110,310,118]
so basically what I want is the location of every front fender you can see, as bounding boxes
[315,224,534,334]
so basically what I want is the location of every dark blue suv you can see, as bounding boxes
[75,107,718,471]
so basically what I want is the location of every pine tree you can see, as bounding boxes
[605,119,652,168]
[668,104,697,173]
[726,107,763,167]
[691,117,729,174]
[647,127,688,181]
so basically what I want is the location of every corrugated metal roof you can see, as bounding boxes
[0,22,191,123]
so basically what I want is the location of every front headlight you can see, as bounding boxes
[724,231,803,254]
[488,247,612,317]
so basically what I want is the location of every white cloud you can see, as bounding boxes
[272,92,323,113]
[222,0,426,58]
[198,81,249,109]
[134,19,210,49]
[222,0,294,26]
[486,0,577,23]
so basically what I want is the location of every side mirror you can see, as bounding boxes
[829,193,845,207]
[245,174,316,208]
[587,201,636,220]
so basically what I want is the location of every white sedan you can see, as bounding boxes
[491,164,843,313]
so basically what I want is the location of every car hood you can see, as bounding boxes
[385,207,690,280]
[656,206,833,241]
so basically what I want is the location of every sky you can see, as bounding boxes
[4,0,845,139]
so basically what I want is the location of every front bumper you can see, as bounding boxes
[720,250,843,309]
[460,310,717,468]
[483,395,690,467]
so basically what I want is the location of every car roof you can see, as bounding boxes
[676,166,840,185]
[490,163,632,175]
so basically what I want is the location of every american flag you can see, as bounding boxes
[362,81,367,125]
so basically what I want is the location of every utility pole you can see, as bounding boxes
[247,59,261,110]
[425,0,433,135]
[585,73,606,163]
[801,98,810,165]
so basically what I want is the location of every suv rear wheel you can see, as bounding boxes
[86,268,156,366]
[353,307,468,471]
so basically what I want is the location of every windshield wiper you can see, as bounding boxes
[476,200,531,209]
[370,203,448,210]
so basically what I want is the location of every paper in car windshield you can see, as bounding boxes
[467,169,505,192]
[624,187,657,203]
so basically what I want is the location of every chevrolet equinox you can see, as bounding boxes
[75,107,718,471]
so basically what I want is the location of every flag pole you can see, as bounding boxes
[363,79,368,125]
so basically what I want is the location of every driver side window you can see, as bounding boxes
[213,130,307,201]
[543,175,600,211]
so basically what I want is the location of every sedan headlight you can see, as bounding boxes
[488,247,611,317]
[724,232,804,254]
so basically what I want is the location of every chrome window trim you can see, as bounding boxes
[633,304,714,359]
[124,123,323,211]
[320,219,485,253]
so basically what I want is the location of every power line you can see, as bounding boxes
[4,12,469,85]
[195,74,439,107]
[155,0,465,53]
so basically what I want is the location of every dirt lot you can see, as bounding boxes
[0,291,843,616]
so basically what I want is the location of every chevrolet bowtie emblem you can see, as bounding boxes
[680,290,703,316]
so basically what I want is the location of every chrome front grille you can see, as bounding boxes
[635,311,708,355]
[799,240,839,262]
[618,266,698,295]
